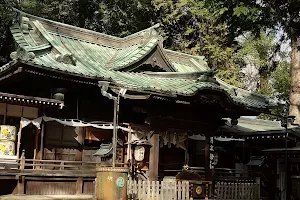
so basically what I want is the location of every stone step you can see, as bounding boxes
[0,195,94,200]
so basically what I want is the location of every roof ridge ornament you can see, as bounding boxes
[55,53,77,66]
[21,17,30,34]
[139,24,160,46]
[10,47,35,61]
[196,70,217,83]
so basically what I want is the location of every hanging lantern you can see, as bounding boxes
[134,146,146,162]
[53,88,67,101]
[129,140,152,162]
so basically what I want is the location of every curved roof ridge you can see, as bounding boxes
[164,49,205,61]
[13,9,162,48]
[142,70,213,80]
[13,8,122,41]
[123,24,160,40]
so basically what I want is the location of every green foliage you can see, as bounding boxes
[259,61,291,120]
[236,31,278,94]
[21,0,78,25]
[205,0,272,46]
[94,0,153,37]
[153,0,242,86]
[259,0,300,38]
[0,0,15,63]
[20,0,153,36]
[272,61,291,101]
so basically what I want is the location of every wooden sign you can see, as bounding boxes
[209,137,214,170]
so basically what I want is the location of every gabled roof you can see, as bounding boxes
[0,9,272,112]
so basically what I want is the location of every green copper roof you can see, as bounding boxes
[0,9,272,111]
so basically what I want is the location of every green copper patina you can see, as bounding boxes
[0,9,272,111]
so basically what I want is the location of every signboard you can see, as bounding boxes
[209,136,214,170]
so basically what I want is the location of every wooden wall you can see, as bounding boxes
[26,181,77,195]
[23,179,95,195]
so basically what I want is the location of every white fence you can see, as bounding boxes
[127,180,190,200]
[215,182,260,200]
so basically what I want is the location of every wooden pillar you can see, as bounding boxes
[39,120,45,160]
[76,177,83,194]
[185,138,189,164]
[149,133,159,181]
[17,176,25,194]
[75,127,85,161]
[16,124,23,159]
[33,128,39,159]
[17,150,26,194]
[256,177,261,200]
[3,103,7,125]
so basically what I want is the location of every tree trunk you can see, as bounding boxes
[259,69,270,94]
[289,35,300,124]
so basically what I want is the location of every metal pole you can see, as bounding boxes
[112,94,120,168]
[285,117,288,200]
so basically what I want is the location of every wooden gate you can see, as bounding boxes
[127,180,190,200]
[215,181,260,200]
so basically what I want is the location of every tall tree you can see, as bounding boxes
[153,0,242,86]
[236,31,278,95]
[20,0,153,37]
[255,0,300,122]
[0,0,15,65]
[206,0,300,121]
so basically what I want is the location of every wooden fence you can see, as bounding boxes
[127,180,190,200]
[215,181,260,200]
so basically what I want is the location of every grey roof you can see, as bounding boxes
[222,117,298,133]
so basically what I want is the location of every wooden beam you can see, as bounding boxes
[39,120,45,160]
[76,177,83,194]
[75,127,84,161]
[17,175,25,194]
[150,116,219,133]
[149,133,159,181]
[0,92,64,108]
[33,128,39,160]
[3,103,7,124]
[16,124,23,159]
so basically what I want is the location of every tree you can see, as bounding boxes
[259,61,291,120]
[20,0,154,37]
[204,0,271,47]
[94,0,153,37]
[248,0,300,122]
[153,0,242,86]
[0,0,15,64]
[206,0,300,121]
[21,0,79,25]
[236,31,278,95]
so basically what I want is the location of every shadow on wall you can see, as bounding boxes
[0,180,17,195]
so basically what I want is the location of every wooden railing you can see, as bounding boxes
[24,159,124,170]
[0,151,125,173]
[127,180,190,200]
